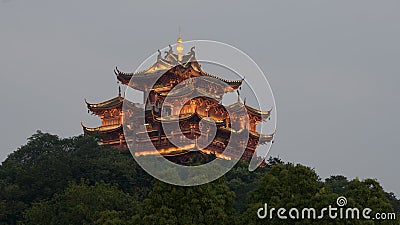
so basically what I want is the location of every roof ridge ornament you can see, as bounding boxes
[237,86,242,103]
[165,45,173,56]
[190,46,195,56]
[157,49,162,60]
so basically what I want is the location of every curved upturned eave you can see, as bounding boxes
[113,47,244,90]
[81,122,123,134]
[152,110,225,124]
[227,101,272,120]
[218,127,274,143]
[251,131,275,144]
[245,105,273,120]
[85,96,123,113]
[199,70,243,89]
[160,86,222,100]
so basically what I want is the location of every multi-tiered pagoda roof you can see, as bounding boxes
[82,37,274,163]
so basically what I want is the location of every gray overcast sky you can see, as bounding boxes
[1,1,399,195]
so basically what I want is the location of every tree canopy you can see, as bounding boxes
[0,131,398,224]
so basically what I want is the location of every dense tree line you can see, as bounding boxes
[0,131,399,224]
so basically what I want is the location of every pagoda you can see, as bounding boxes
[82,36,274,163]
[82,87,126,149]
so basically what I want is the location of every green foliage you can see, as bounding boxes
[23,180,140,225]
[344,179,399,224]
[385,192,400,214]
[241,163,338,224]
[225,160,269,214]
[241,164,399,225]
[0,131,399,224]
[0,131,152,224]
[142,179,236,225]
[325,175,349,195]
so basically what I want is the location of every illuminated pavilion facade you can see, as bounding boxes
[82,37,274,162]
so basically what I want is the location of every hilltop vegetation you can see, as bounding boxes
[0,131,399,224]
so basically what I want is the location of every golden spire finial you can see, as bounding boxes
[177,26,183,43]
[176,26,184,61]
